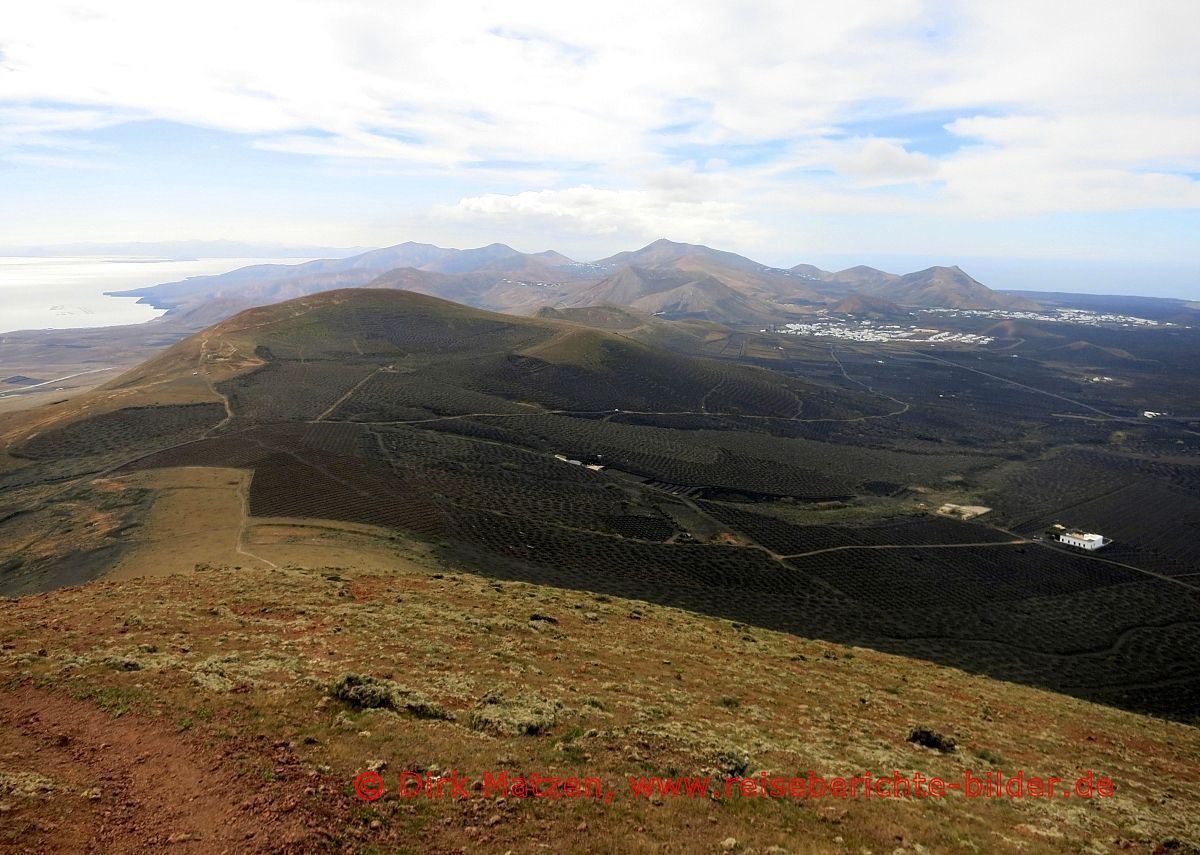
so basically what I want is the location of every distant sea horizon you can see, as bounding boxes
[0,256,317,335]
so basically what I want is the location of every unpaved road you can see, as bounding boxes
[0,687,343,854]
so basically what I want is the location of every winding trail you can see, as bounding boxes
[827,345,911,418]
[197,336,234,437]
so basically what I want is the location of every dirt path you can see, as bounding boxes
[0,687,339,854]
[356,400,909,427]
[197,336,235,436]
[827,345,911,418]
[0,368,118,400]
[908,349,1121,419]
[236,474,279,570]
[314,366,381,421]
[778,539,1028,559]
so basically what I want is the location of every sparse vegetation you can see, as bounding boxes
[0,541,1198,852]
[330,673,454,721]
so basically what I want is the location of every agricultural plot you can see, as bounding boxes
[415,466,625,533]
[604,514,676,541]
[467,351,663,412]
[463,342,819,417]
[14,403,226,460]
[1089,454,1200,495]
[1018,480,1200,577]
[300,421,365,456]
[445,415,855,499]
[246,451,448,535]
[217,361,375,424]
[373,424,602,485]
[685,428,1001,486]
[699,501,1012,555]
[982,450,1136,528]
[766,540,1200,715]
[332,370,529,421]
[445,506,739,588]
[120,424,309,472]
[786,544,1140,612]
[995,578,1200,656]
[693,366,804,417]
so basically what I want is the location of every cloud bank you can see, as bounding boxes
[2,0,1198,262]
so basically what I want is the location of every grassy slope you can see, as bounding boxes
[1,540,1197,853]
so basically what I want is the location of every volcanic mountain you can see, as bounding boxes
[793,262,1040,311]
[555,265,781,324]
[884,266,1040,310]
[590,239,822,304]
[830,294,904,316]
[104,237,1033,331]
[107,241,595,326]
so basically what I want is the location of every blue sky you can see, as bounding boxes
[2,1,1198,297]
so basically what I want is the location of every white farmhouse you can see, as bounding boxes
[1058,530,1110,550]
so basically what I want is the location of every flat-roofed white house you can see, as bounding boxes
[1058,531,1110,550]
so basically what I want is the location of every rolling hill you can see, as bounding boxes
[594,237,775,274]
[819,264,899,290]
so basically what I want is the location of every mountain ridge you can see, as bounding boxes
[103,237,1036,328]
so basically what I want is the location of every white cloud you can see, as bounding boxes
[947,114,1200,171]
[443,184,765,246]
[0,0,981,168]
[835,139,939,186]
[0,104,128,162]
[938,113,1200,215]
[0,0,1198,250]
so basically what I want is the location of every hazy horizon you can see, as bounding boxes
[0,255,321,334]
[3,241,1196,310]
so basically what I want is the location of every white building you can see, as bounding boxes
[1058,531,1110,550]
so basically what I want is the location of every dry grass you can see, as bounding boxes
[2,536,1198,853]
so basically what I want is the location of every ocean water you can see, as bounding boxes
[0,256,315,334]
